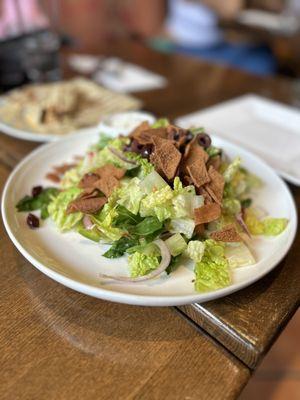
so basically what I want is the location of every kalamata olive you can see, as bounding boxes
[27,213,39,229]
[32,185,43,197]
[197,133,211,148]
[140,145,152,159]
[130,139,144,153]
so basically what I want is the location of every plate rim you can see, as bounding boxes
[1,131,298,306]
[175,93,300,186]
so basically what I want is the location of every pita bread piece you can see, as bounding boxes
[204,166,224,205]
[67,196,107,214]
[194,203,221,225]
[151,136,182,180]
[210,224,242,242]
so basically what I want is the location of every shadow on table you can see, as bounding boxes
[18,258,196,358]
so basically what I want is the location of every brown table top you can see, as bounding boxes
[0,40,299,398]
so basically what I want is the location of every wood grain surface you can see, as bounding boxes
[1,40,299,398]
[0,160,249,399]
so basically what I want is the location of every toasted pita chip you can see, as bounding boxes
[79,188,99,198]
[78,172,99,189]
[129,121,150,139]
[181,139,209,175]
[210,224,242,242]
[194,224,205,237]
[45,172,61,183]
[166,125,187,148]
[152,136,182,180]
[93,176,120,198]
[204,166,224,205]
[207,155,221,171]
[197,186,213,204]
[194,203,221,224]
[187,159,210,188]
[67,196,107,214]
[53,163,77,175]
[136,127,169,145]
[94,164,125,180]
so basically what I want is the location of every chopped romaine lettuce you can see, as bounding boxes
[117,177,145,215]
[140,170,168,194]
[128,252,160,277]
[223,157,241,183]
[165,233,187,257]
[185,240,205,262]
[94,133,113,150]
[91,201,123,242]
[48,187,82,231]
[140,185,174,221]
[173,177,195,196]
[222,198,241,216]
[244,209,288,236]
[172,193,194,218]
[262,217,288,236]
[225,242,255,268]
[78,227,102,242]
[151,118,169,128]
[125,152,155,178]
[168,218,195,239]
[194,239,230,292]
[206,146,221,158]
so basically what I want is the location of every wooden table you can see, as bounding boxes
[1,40,299,399]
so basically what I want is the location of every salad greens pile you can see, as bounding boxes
[16,118,288,292]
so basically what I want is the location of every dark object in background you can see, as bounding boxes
[0,29,61,92]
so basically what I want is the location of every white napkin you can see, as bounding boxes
[93,57,167,93]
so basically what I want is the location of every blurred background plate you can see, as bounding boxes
[176,94,300,186]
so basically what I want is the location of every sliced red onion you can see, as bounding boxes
[99,239,171,282]
[83,215,95,230]
[236,212,251,238]
[108,146,137,165]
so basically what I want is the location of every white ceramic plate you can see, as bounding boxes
[1,132,297,306]
[176,94,300,186]
[0,97,100,142]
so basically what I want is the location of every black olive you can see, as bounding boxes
[140,144,153,159]
[130,139,144,153]
[197,133,211,148]
[32,185,43,197]
[27,213,40,229]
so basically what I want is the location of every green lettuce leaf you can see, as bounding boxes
[151,118,169,128]
[117,177,145,215]
[16,188,59,219]
[139,185,174,221]
[244,209,288,236]
[165,233,187,257]
[102,237,139,258]
[48,187,83,231]
[225,242,255,268]
[185,240,205,262]
[194,239,230,292]
[113,205,143,230]
[128,252,160,278]
[134,216,163,236]
[91,200,124,242]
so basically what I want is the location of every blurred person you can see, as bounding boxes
[153,0,277,75]
[0,0,49,39]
